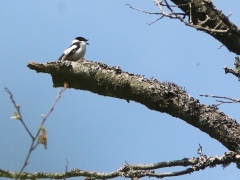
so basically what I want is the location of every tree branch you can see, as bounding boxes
[1,150,239,179]
[127,0,240,55]
[28,60,240,152]
[169,0,240,54]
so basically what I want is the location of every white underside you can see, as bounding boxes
[68,46,86,61]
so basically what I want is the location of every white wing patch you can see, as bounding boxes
[63,44,78,55]
[58,41,86,61]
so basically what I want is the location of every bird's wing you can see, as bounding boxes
[58,43,80,61]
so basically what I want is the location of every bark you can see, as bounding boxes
[28,60,240,152]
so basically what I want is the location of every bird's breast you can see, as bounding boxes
[70,46,86,60]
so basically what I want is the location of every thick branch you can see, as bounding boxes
[170,0,240,55]
[28,60,240,152]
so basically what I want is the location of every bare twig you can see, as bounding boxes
[126,0,228,33]
[197,144,203,156]
[18,88,66,179]
[227,11,233,18]
[200,94,240,107]
[218,44,224,49]
[5,87,66,179]
[4,88,34,139]
[126,4,162,15]
[63,159,69,180]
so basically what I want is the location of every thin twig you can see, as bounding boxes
[4,88,34,139]
[126,4,162,15]
[200,94,240,107]
[5,87,66,180]
[126,1,229,33]
[17,88,66,179]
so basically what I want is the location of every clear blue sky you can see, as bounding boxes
[0,1,240,179]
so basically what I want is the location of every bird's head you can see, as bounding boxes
[73,37,89,45]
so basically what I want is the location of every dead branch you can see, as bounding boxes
[127,0,240,55]
[27,59,240,152]
[0,150,239,179]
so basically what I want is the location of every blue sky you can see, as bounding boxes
[0,1,240,179]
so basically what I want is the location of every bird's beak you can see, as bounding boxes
[86,39,89,45]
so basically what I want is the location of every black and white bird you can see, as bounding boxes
[58,37,89,61]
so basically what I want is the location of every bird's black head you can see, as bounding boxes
[75,37,88,42]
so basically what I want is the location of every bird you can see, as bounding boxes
[58,37,89,61]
